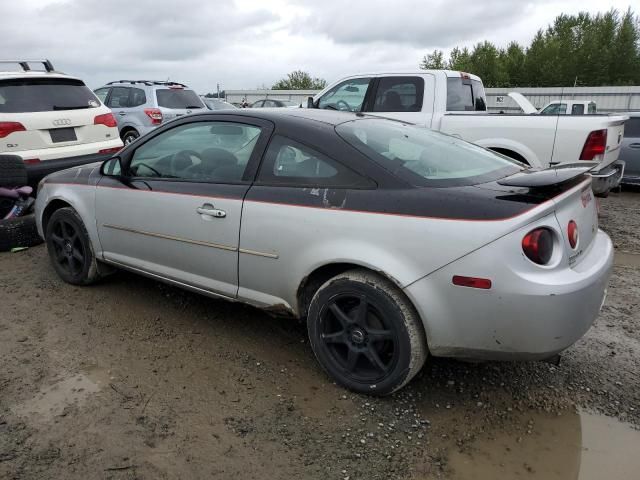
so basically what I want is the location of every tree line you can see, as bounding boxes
[420,9,640,87]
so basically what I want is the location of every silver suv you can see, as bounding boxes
[94,80,205,145]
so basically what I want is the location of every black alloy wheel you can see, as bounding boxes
[49,218,86,277]
[45,207,101,285]
[308,270,427,395]
[320,293,398,383]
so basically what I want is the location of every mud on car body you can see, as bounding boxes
[35,109,613,395]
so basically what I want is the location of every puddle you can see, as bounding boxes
[12,371,106,421]
[440,410,640,479]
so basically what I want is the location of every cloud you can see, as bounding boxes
[289,0,540,48]
[0,0,634,91]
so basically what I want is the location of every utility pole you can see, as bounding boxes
[217,83,220,98]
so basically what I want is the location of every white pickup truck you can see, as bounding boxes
[307,71,626,195]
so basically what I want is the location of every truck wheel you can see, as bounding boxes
[307,269,427,395]
[0,155,28,188]
[0,214,43,252]
[45,207,101,285]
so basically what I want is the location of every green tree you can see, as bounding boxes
[448,46,473,72]
[420,8,640,87]
[272,70,327,90]
[468,41,507,87]
[420,50,446,69]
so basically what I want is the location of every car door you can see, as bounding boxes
[107,86,133,124]
[95,116,274,298]
[620,116,640,177]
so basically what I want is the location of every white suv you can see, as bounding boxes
[0,60,123,182]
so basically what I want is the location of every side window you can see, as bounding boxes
[263,100,276,108]
[372,77,424,112]
[129,121,262,183]
[588,103,597,114]
[571,104,584,115]
[540,103,566,115]
[257,135,370,187]
[94,87,110,104]
[252,100,264,108]
[318,78,371,112]
[129,88,147,107]
[625,118,640,137]
[107,87,131,108]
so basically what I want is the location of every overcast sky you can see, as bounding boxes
[0,0,634,92]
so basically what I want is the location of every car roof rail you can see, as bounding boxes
[106,80,188,88]
[0,59,56,72]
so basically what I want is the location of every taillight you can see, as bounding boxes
[522,228,554,265]
[568,220,578,249]
[0,121,26,138]
[144,108,163,125]
[98,147,122,154]
[580,129,607,160]
[94,113,118,128]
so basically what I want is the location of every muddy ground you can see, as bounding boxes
[0,190,639,480]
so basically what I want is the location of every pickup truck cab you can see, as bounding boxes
[308,71,626,195]
[539,100,597,115]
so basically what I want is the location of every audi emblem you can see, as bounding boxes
[52,118,72,126]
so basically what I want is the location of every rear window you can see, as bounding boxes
[0,78,100,113]
[336,119,521,187]
[155,89,204,109]
[446,77,487,111]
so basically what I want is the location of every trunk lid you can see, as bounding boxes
[552,179,598,266]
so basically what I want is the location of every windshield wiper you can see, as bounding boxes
[53,105,90,110]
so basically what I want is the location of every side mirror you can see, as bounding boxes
[307,96,315,109]
[100,156,123,176]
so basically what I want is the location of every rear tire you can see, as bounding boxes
[122,130,140,145]
[45,207,101,285]
[0,214,43,251]
[0,155,28,187]
[307,269,427,395]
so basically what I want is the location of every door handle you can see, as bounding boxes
[197,206,226,218]
[630,143,640,149]
[118,111,126,116]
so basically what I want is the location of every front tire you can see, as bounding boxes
[45,207,101,285]
[307,269,427,395]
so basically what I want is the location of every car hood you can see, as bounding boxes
[43,162,103,186]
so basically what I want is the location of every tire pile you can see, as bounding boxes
[0,155,43,251]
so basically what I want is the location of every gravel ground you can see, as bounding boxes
[0,190,638,480]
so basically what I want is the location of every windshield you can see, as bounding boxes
[446,77,487,111]
[156,89,204,109]
[336,119,521,187]
[0,78,100,113]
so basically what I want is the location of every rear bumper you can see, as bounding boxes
[591,160,624,195]
[405,229,614,361]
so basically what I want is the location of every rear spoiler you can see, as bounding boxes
[498,162,598,188]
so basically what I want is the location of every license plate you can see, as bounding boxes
[50,127,77,143]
